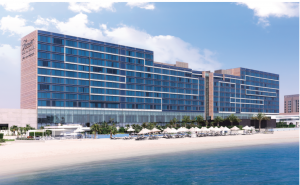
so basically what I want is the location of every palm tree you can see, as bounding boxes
[226,114,241,126]
[109,118,114,124]
[125,124,130,129]
[182,116,191,127]
[141,122,148,129]
[251,113,270,132]
[10,125,18,136]
[172,118,178,128]
[195,115,204,127]
[213,116,224,127]
[90,123,100,139]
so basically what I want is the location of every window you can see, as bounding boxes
[38,100,50,106]
[145,99,153,103]
[78,102,89,107]
[163,100,169,104]
[38,84,50,90]
[106,47,118,54]
[145,67,153,72]
[66,102,77,107]
[78,50,89,57]
[91,74,104,80]
[154,75,161,80]
[136,52,144,58]
[127,78,135,83]
[78,87,89,93]
[52,70,64,76]
[52,78,64,84]
[79,95,89,100]
[52,46,64,53]
[106,61,119,68]
[126,91,135,96]
[145,80,153,85]
[66,48,77,55]
[66,79,77,85]
[136,85,144,90]
[52,85,64,91]
[38,52,50,59]
[52,62,64,69]
[136,72,144,78]
[136,66,144,71]
[126,64,135,70]
[53,38,63,45]
[52,101,64,107]
[52,93,64,99]
[78,80,89,86]
[66,56,77,63]
[91,66,104,73]
[106,89,119,95]
[38,68,51,75]
[146,74,152,78]
[38,76,50,83]
[106,54,118,61]
[154,99,161,104]
[66,94,77,100]
[163,76,169,81]
[52,54,64,61]
[38,44,50,51]
[154,81,161,85]
[126,97,135,102]
[91,81,104,87]
[38,60,50,67]
[126,84,135,89]
[106,68,119,74]
[66,40,77,47]
[106,103,119,108]
[106,75,119,81]
[136,59,144,65]
[106,82,119,88]
[106,96,119,101]
[38,92,50,99]
[127,104,134,109]
[136,79,144,84]
[91,45,104,51]
[65,64,77,70]
[136,98,144,103]
[66,86,77,92]
[91,52,104,59]
[38,35,50,43]
[65,71,77,77]
[78,42,89,49]
[145,86,153,91]
[126,71,135,76]
[145,54,153,59]
[145,60,153,66]
[136,92,144,96]
[126,51,135,56]
[91,95,104,101]
[126,58,135,63]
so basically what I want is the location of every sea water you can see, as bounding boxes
[1,142,299,185]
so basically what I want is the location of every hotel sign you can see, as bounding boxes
[22,39,35,60]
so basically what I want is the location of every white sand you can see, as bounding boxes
[0,130,298,178]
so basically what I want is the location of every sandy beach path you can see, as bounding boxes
[0,130,298,178]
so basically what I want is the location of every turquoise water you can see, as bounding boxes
[1,142,299,184]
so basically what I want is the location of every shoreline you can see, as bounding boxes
[0,130,298,179]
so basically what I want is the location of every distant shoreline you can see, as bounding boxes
[0,130,298,179]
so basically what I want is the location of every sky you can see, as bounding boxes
[0,2,298,113]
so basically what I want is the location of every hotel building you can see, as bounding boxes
[21,30,279,127]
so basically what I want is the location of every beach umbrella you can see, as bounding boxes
[189,127,198,132]
[223,127,230,131]
[127,127,135,132]
[177,127,188,132]
[200,127,209,132]
[214,127,221,132]
[163,127,172,133]
[230,126,240,131]
[242,125,251,130]
[170,128,178,133]
[138,128,150,135]
[150,128,161,133]
[208,126,215,131]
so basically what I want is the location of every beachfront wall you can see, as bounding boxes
[37,108,204,128]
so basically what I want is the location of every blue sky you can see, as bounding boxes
[0,2,298,113]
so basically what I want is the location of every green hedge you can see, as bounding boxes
[29,132,44,137]
[0,133,3,139]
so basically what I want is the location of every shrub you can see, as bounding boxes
[0,133,3,139]
[0,139,5,143]
[119,127,125,133]
[29,132,44,137]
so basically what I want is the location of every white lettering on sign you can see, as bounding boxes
[22,39,35,60]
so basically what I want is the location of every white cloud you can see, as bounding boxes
[35,13,220,71]
[126,2,155,10]
[0,2,33,12]
[0,15,36,37]
[0,44,20,108]
[237,2,299,27]
[68,2,115,13]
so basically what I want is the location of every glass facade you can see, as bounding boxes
[35,30,279,126]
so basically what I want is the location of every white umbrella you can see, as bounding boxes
[242,125,251,130]
[170,128,178,133]
[214,127,221,132]
[177,127,188,132]
[163,127,172,133]
[127,127,135,132]
[230,126,240,131]
[189,127,198,132]
[138,128,150,135]
[201,127,209,132]
[208,126,215,131]
[223,127,230,131]
[150,128,161,133]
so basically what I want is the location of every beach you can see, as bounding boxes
[0,130,298,178]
